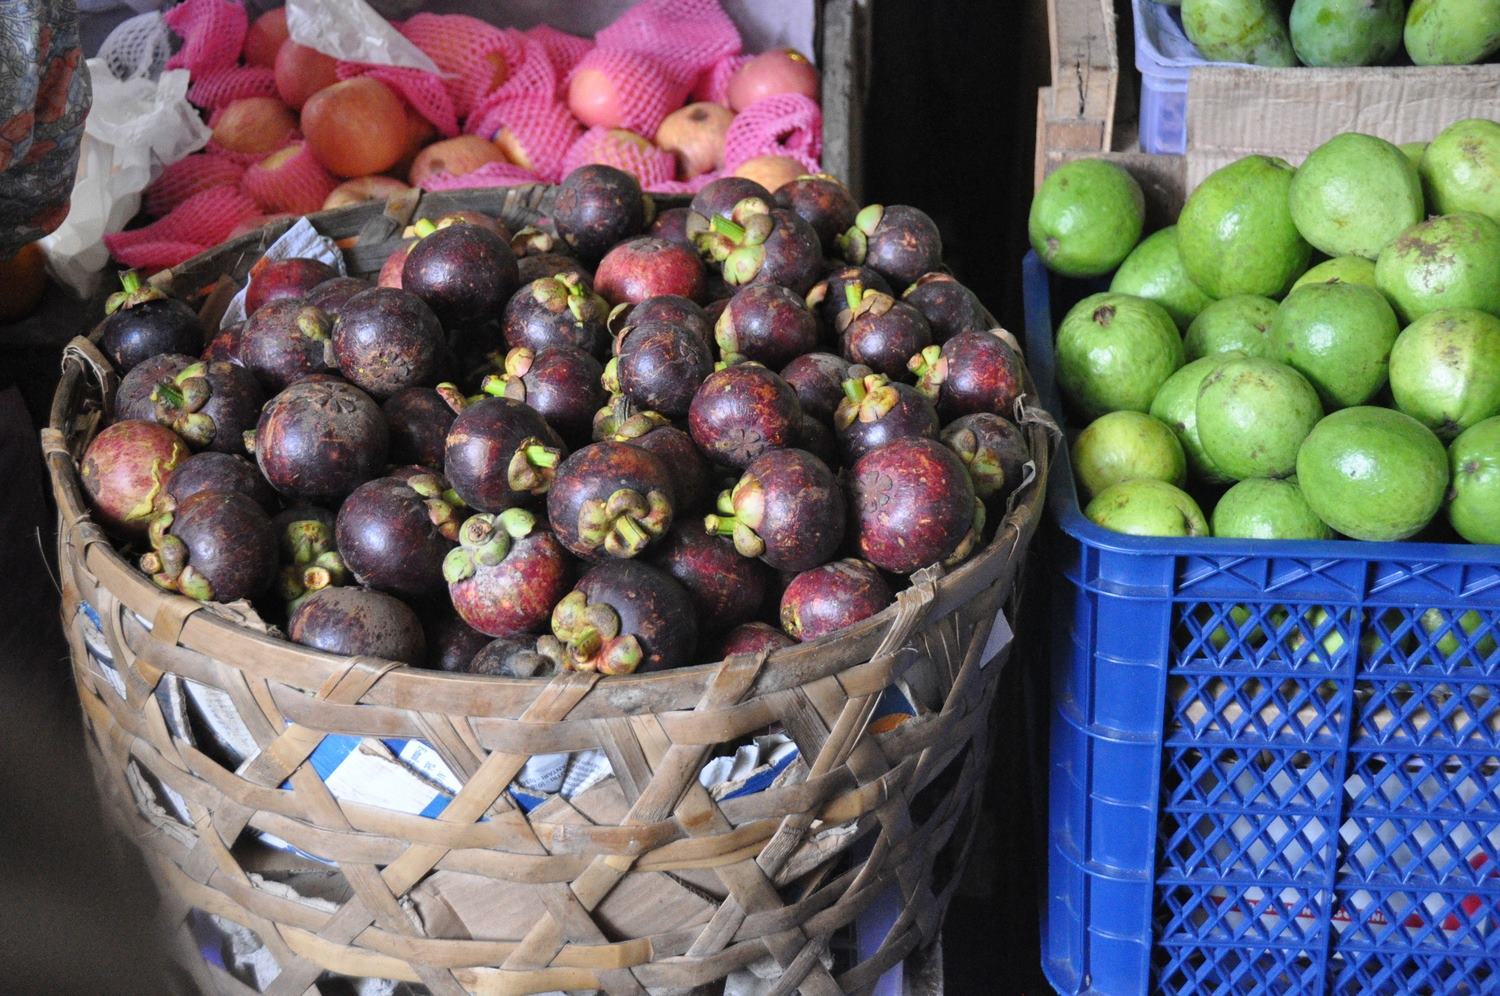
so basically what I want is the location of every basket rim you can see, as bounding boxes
[46,187,1054,709]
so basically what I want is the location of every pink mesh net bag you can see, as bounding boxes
[526,25,593,84]
[242,141,339,215]
[145,153,246,218]
[105,186,260,272]
[722,93,822,173]
[561,127,677,189]
[595,0,741,82]
[188,66,278,111]
[399,14,518,122]
[205,101,300,167]
[335,62,457,138]
[565,48,687,136]
[467,31,566,136]
[164,0,247,76]
[692,54,748,104]
[418,160,540,192]
[468,96,581,182]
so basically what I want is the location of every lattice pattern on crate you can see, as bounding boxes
[1153,599,1500,993]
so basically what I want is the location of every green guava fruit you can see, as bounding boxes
[1178,155,1311,298]
[1446,414,1500,544]
[1197,357,1324,479]
[1289,132,1424,259]
[1420,118,1500,224]
[1375,213,1500,323]
[1270,281,1400,409]
[1084,479,1209,537]
[1405,0,1500,65]
[1388,308,1500,439]
[1108,226,1215,330]
[1072,410,1187,498]
[1420,607,1497,658]
[1295,406,1449,541]
[1182,0,1297,65]
[1290,256,1378,292]
[1029,159,1146,278]
[1210,477,1333,539]
[1056,292,1185,419]
[1400,141,1428,169]
[1290,0,1404,66]
[1150,352,1245,483]
[1184,295,1278,359]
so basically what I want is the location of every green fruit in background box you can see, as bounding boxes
[1270,281,1400,409]
[1295,406,1449,541]
[1150,352,1245,483]
[1108,227,1215,331]
[1421,119,1500,224]
[1400,142,1428,169]
[1447,415,1500,544]
[1388,309,1500,439]
[1029,159,1146,278]
[1375,213,1500,323]
[1185,295,1277,359]
[1178,156,1311,299]
[1289,133,1423,259]
[1197,357,1323,480]
[1420,607,1497,658]
[1182,0,1297,65]
[1200,604,1266,652]
[1072,411,1187,499]
[1056,292,1185,419]
[1085,479,1209,537]
[1290,0,1404,66]
[1290,256,1378,292]
[1211,478,1333,540]
[1405,0,1500,65]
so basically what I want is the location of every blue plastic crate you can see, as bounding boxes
[1023,251,1500,995]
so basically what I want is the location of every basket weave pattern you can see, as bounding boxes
[44,185,1053,995]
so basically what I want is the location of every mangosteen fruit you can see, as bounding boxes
[482,345,604,445]
[712,201,825,296]
[538,560,697,674]
[100,273,204,373]
[780,559,894,642]
[903,273,987,343]
[273,505,347,611]
[336,473,462,597]
[805,265,893,333]
[614,320,714,417]
[547,441,674,559]
[554,164,650,262]
[942,413,1030,510]
[140,491,276,602]
[687,177,773,249]
[715,621,794,658]
[288,586,426,665]
[467,635,556,677]
[850,437,980,573]
[165,451,277,511]
[649,206,694,246]
[834,370,940,462]
[706,448,844,573]
[649,523,771,633]
[838,286,932,379]
[775,174,859,254]
[837,204,943,290]
[80,420,191,538]
[201,324,243,366]
[382,386,454,469]
[240,298,335,391]
[716,283,819,368]
[330,287,443,398]
[796,414,838,467]
[910,330,1024,420]
[252,379,388,503]
[611,294,713,348]
[304,275,373,317]
[780,352,850,422]
[424,611,493,673]
[502,272,610,358]
[245,258,339,316]
[444,508,571,637]
[378,240,415,289]
[614,420,712,512]
[402,219,520,328]
[594,236,707,306]
[688,363,802,468]
[116,353,195,422]
[444,396,565,512]
[151,359,265,453]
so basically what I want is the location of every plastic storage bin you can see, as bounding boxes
[1132,0,1252,155]
[1023,251,1500,995]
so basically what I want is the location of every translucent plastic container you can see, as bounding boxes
[1132,0,1252,155]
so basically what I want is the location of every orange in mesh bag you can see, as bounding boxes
[243,141,339,215]
[473,95,582,182]
[399,14,519,121]
[561,126,677,189]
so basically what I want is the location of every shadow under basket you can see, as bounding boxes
[41,184,1055,995]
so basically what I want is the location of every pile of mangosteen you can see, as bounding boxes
[79,165,1031,678]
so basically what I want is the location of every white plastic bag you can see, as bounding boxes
[38,62,210,296]
[285,0,443,73]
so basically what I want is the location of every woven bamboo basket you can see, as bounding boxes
[42,184,1055,995]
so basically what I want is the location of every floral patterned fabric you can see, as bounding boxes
[0,0,90,258]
